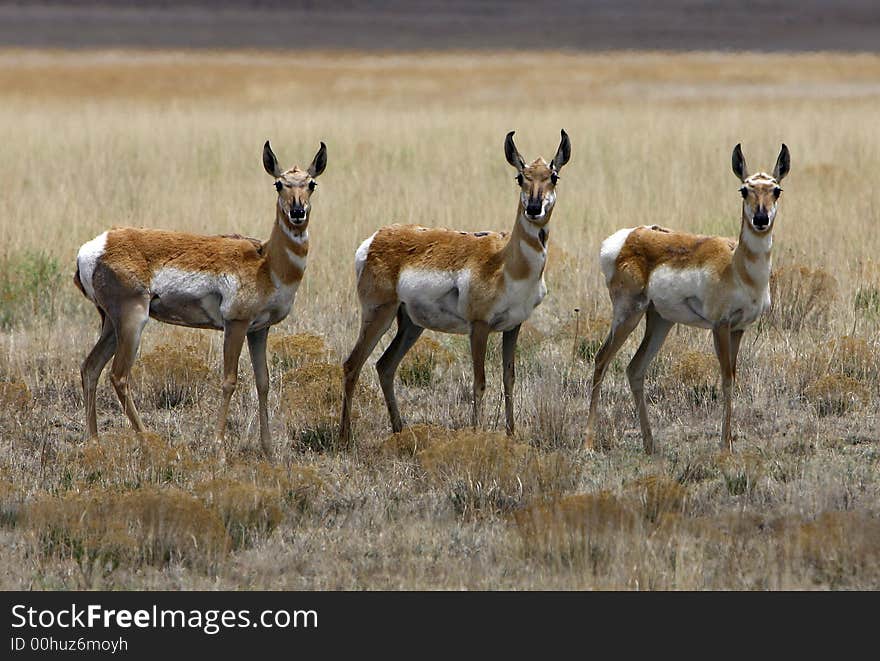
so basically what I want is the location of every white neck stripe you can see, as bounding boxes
[279,219,308,244]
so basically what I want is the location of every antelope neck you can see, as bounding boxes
[733,211,772,289]
[503,205,551,278]
[265,212,309,283]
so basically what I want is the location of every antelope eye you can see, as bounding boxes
[773,186,782,198]
[550,172,559,185]
[740,187,749,199]
[516,174,524,186]
[308,180,317,191]
[274,180,283,192]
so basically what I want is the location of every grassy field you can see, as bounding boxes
[1,50,879,589]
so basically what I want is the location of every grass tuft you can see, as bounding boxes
[381,424,452,458]
[76,432,194,489]
[26,488,229,577]
[418,430,577,517]
[769,263,837,331]
[268,333,330,370]
[804,374,870,417]
[0,380,32,412]
[136,342,213,409]
[195,479,283,549]
[398,337,454,387]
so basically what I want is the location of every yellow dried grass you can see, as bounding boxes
[26,487,229,570]
[418,430,577,516]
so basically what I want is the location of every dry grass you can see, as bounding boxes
[268,332,330,370]
[136,343,213,410]
[26,488,229,583]
[418,430,577,517]
[398,337,454,387]
[804,375,870,417]
[768,263,838,331]
[1,50,879,589]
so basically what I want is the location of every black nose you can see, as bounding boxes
[753,212,769,228]
[526,202,542,217]
[291,207,306,220]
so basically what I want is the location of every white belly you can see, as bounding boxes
[149,267,240,329]
[647,265,769,330]
[249,282,299,331]
[488,276,547,332]
[398,268,471,334]
[647,265,714,328]
[726,287,769,331]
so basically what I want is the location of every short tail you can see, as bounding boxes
[73,264,86,297]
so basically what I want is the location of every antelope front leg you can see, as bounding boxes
[713,321,735,452]
[469,321,491,429]
[247,326,272,460]
[501,324,521,436]
[730,329,744,382]
[216,319,250,461]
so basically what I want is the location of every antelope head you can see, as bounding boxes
[263,140,328,231]
[505,129,571,225]
[732,143,790,234]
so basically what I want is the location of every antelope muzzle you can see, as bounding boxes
[752,207,770,231]
[525,197,544,219]
[290,206,307,223]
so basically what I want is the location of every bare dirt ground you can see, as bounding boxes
[0,1,878,52]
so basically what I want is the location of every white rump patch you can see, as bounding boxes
[354,232,376,281]
[76,231,108,302]
[599,227,637,285]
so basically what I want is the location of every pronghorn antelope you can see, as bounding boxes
[74,140,327,459]
[584,143,790,454]
[339,130,571,443]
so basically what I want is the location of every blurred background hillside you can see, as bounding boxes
[0,1,878,51]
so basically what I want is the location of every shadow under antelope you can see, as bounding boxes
[74,140,327,460]
[339,130,571,443]
[584,143,790,454]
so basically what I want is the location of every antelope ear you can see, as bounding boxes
[263,140,282,178]
[504,131,525,172]
[308,142,327,178]
[550,129,571,171]
[731,143,749,182]
[772,143,790,182]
